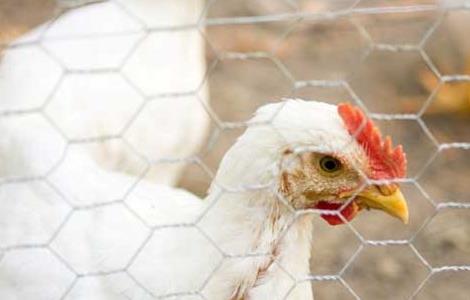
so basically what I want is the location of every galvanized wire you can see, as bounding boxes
[0,0,470,299]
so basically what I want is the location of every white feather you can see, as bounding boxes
[0,99,364,299]
[124,100,363,300]
[0,0,209,186]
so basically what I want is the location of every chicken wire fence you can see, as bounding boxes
[1,0,470,299]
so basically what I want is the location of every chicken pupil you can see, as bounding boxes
[321,156,340,172]
[324,160,336,170]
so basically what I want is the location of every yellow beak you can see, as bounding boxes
[356,184,409,224]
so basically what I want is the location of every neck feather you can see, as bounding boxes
[200,188,314,299]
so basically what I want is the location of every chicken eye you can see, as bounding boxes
[319,156,342,173]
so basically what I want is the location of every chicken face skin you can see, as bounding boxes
[279,151,408,225]
[280,152,362,206]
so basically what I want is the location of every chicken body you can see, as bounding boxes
[0,100,407,300]
[0,113,202,299]
[0,0,209,186]
[0,109,311,300]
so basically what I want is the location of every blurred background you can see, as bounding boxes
[1,0,470,299]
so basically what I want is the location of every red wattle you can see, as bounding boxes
[314,200,359,226]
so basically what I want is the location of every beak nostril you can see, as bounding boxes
[377,184,398,196]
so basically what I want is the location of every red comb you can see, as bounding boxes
[337,103,407,180]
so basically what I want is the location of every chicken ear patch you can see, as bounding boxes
[337,103,407,180]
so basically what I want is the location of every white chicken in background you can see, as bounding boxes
[0,0,210,299]
[0,0,210,186]
[0,112,201,300]
[0,100,409,299]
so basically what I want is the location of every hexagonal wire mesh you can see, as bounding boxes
[1,0,470,299]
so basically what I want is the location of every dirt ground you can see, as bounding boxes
[2,1,470,299]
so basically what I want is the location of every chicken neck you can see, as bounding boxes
[199,189,314,300]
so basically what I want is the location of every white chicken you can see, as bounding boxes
[0,0,209,186]
[0,100,409,300]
